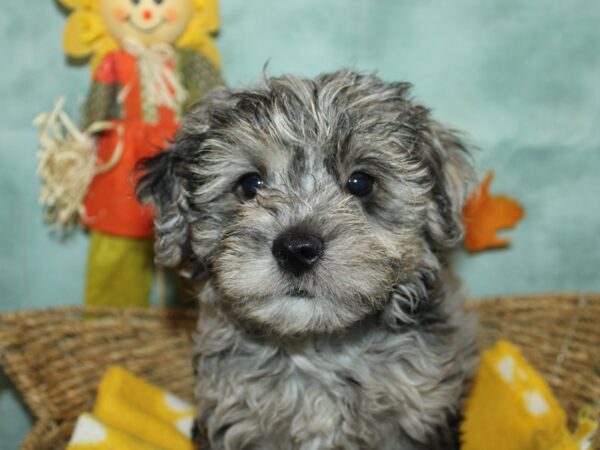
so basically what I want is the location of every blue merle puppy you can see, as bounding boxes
[137,70,478,450]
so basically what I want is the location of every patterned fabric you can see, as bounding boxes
[461,341,597,450]
[81,82,120,130]
[81,48,223,126]
[67,367,195,450]
[177,47,225,113]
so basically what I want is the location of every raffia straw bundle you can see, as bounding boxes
[0,293,598,449]
[34,98,123,230]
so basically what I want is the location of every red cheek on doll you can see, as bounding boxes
[112,7,129,22]
[164,8,180,23]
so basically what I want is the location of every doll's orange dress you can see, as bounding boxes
[81,50,179,238]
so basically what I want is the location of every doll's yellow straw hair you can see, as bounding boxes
[58,0,221,73]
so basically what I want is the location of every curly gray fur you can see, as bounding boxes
[137,70,478,450]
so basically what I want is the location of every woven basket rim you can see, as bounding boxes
[468,291,600,304]
[0,305,198,321]
[1,291,598,318]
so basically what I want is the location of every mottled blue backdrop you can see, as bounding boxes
[1,0,599,446]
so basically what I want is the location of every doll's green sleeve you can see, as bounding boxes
[177,48,225,114]
[80,82,120,130]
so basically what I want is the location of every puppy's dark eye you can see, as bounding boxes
[237,173,264,200]
[154,0,163,4]
[131,0,140,4]
[346,172,374,197]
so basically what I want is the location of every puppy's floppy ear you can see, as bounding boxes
[136,146,190,267]
[136,87,234,267]
[421,121,475,249]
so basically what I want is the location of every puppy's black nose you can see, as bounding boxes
[272,233,323,276]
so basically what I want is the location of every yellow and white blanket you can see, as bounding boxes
[461,340,597,450]
[67,366,194,450]
[68,343,597,450]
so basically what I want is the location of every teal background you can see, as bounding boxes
[1,0,599,447]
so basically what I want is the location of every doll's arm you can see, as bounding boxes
[177,48,225,114]
[81,53,121,130]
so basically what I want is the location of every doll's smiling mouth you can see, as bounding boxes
[127,17,166,34]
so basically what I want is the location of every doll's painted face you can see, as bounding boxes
[100,0,194,46]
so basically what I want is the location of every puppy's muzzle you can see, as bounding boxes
[272,232,323,276]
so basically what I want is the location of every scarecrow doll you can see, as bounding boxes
[35,0,223,307]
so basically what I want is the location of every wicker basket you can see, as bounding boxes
[0,293,598,449]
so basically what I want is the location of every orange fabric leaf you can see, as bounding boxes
[463,170,525,252]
